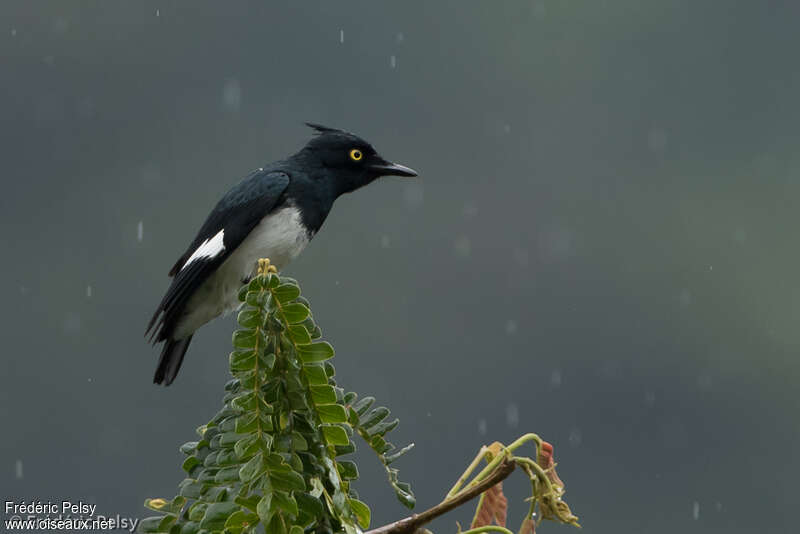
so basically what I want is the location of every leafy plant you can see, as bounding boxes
[141,259,580,534]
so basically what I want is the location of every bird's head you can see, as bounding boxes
[300,123,418,196]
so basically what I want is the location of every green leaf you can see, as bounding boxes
[239,451,265,482]
[359,407,390,429]
[223,510,260,534]
[270,469,307,492]
[272,283,301,304]
[286,324,311,344]
[237,308,264,329]
[179,441,198,455]
[256,494,272,524]
[234,434,267,459]
[229,350,257,371]
[181,456,200,474]
[199,502,239,531]
[336,460,359,480]
[214,465,241,484]
[321,424,350,446]
[138,515,175,533]
[232,329,264,349]
[279,302,310,324]
[297,342,334,363]
[350,499,371,529]
[177,479,205,499]
[234,413,259,434]
[309,385,337,405]
[272,491,298,517]
[295,492,324,520]
[364,418,400,438]
[383,443,415,464]
[303,364,328,385]
[352,396,375,416]
[317,404,348,423]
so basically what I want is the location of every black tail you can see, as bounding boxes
[153,335,193,386]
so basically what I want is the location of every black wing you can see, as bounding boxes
[146,169,290,342]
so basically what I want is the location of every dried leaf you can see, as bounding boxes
[536,441,579,526]
[470,481,508,528]
[536,441,564,489]
[519,517,536,534]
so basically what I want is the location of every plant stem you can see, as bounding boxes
[364,459,515,534]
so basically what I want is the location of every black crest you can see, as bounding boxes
[305,122,345,135]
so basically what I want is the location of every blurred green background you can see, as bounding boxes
[2,1,798,533]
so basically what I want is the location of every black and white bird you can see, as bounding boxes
[146,124,417,385]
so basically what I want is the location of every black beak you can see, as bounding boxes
[370,159,418,177]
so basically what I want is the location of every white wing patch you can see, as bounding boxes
[181,229,226,271]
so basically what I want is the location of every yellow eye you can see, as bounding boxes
[349,149,363,161]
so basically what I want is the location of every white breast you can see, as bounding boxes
[174,206,311,338]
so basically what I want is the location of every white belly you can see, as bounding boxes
[174,206,310,338]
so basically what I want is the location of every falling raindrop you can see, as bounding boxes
[86,285,92,298]
[505,402,519,428]
[396,32,404,44]
[11,28,17,37]
[478,419,487,435]
[137,220,144,242]
[222,79,242,113]
[156,9,160,17]
[568,427,582,447]
[505,320,517,335]
[402,183,424,209]
[63,313,81,335]
[390,55,397,69]
[380,235,390,249]
[454,235,471,258]
[692,501,700,520]
[550,369,562,388]
[15,460,23,479]
[339,29,344,43]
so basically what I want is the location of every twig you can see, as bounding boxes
[365,459,516,534]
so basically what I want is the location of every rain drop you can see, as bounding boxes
[505,402,519,428]
[478,419,487,435]
[380,235,390,249]
[15,460,23,479]
[222,79,242,113]
[692,501,700,520]
[390,55,397,69]
[568,427,582,448]
[340,29,344,43]
[137,220,144,242]
[550,369,562,388]
[454,235,471,258]
[86,285,92,298]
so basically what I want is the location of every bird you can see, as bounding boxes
[146,123,417,385]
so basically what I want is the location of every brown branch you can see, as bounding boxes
[365,459,516,534]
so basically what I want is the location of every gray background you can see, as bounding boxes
[2,1,798,533]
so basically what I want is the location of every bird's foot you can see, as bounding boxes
[257,258,278,276]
